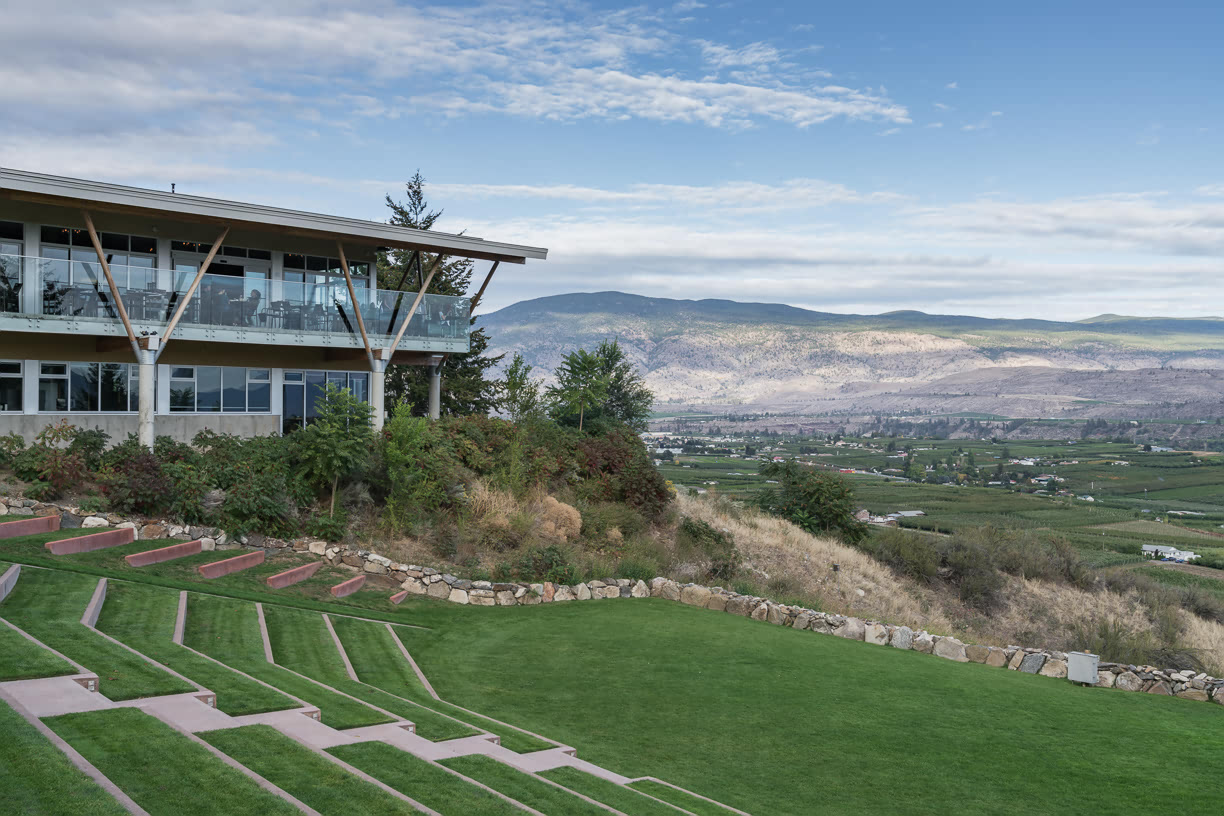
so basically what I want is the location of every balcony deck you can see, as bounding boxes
[0,255,470,354]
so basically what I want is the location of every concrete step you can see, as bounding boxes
[125,540,203,567]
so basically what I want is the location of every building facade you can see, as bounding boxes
[0,169,547,444]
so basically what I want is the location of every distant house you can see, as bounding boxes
[854,509,871,522]
[1143,544,1198,561]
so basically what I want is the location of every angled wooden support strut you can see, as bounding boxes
[437,260,498,367]
[81,211,140,359]
[337,242,375,369]
[157,227,229,359]
[385,253,445,356]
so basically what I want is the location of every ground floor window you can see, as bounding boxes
[0,361,21,412]
[34,361,136,412]
[169,366,272,413]
[282,370,369,433]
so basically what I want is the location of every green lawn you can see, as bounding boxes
[629,780,739,816]
[43,708,301,816]
[440,754,607,815]
[541,767,685,816]
[201,725,409,815]
[0,620,76,681]
[327,741,524,815]
[183,593,393,729]
[0,699,129,816]
[0,568,194,701]
[96,581,297,716]
[403,597,1224,815]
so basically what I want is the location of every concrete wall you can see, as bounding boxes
[1,413,280,444]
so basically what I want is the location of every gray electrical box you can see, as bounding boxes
[1067,651,1099,684]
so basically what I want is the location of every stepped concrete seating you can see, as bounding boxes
[44,527,134,555]
[0,513,60,539]
[197,551,265,579]
[264,562,322,589]
[389,590,408,604]
[329,575,365,598]
[125,540,203,567]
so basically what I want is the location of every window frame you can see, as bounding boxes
[0,360,22,412]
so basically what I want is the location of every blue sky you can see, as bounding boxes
[4,0,1223,318]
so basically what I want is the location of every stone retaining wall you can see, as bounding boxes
[8,495,1223,708]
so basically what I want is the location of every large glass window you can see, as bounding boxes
[39,363,68,411]
[64,362,136,412]
[0,238,21,314]
[282,370,370,433]
[0,361,21,412]
[40,228,157,315]
[169,366,271,413]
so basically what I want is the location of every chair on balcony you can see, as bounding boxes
[0,280,20,313]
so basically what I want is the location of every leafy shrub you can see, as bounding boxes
[516,544,579,584]
[0,432,23,466]
[162,460,210,523]
[861,529,940,582]
[383,412,457,527]
[304,510,348,543]
[221,465,295,538]
[296,383,373,516]
[76,495,106,515]
[97,452,170,516]
[14,421,86,500]
[69,428,109,471]
[614,555,659,582]
[939,535,1006,612]
[677,517,740,581]
[756,460,867,544]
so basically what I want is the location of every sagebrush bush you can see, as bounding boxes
[677,517,741,581]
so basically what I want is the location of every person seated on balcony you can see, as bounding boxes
[243,289,263,326]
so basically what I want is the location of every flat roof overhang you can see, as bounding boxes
[0,167,548,265]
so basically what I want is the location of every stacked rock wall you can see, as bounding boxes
[8,495,1223,707]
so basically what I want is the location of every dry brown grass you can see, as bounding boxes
[676,493,955,631]
[1180,612,1224,674]
[537,495,582,543]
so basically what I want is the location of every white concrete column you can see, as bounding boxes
[427,364,440,420]
[22,223,39,315]
[138,344,157,449]
[370,358,387,430]
[22,359,38,414]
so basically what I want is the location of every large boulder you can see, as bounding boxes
[1095,671,1116,688]
[985,648,1008,668]
[750,602,770,622]
[631,580,649,598]
[725,595,754,617]
[1039,659,1068,679]
[649,577,669,597]
[934,637,969,663]
[1115,671,1144,692]
[706,592,729,612]
[912,632,936,654]
[82,516,109,529]
[1175,688,1210,702]
[680,585,712,607]
[793,611,814,631]
[574,583,592,601]
[1018,653,1047,674]
[965,644,990,664]
[835,617,866,641]
[658,581,681,602]
[864,623,889,645]
[766,604,788,626]
[1008,650,1027,671]
[426,580,450,600]
[1146,680,1172,695]
[888,626,913,650]
[553,586,575,602]
[401,577,427,595]
[495,590,517,606]
[448,588,469,605]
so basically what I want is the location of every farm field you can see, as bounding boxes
[656,432,1224,574]
[1,528,1223,813]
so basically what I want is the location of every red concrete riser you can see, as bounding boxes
[330,575,366,598]
[0,514,60,540]
[124,540,203,568]
[265,561,323,589]
[44,527,135,555]
[390,590,409,605]
[196,550,265,579]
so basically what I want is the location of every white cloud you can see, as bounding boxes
[1197,184,1224,197]
[926,122,944,128]
[879,127,902,136]
[946,81,958,89]
[934,102,951,111]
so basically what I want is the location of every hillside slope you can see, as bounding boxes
[479,292,1224,416]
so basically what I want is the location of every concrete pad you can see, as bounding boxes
[197,550,265,579]
[329,575,365,598]
[264,561,322,589]
[0,675,114,717]
[45,527,134,555]
[125,540,202,567]
[0,513,59,539]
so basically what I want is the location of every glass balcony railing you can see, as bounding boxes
[0,254,469,344]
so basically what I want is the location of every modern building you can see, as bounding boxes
[0,168,547,445]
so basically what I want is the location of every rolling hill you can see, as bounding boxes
[478,292,1224,418]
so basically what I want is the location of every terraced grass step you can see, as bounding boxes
[628,781,740,816]
[265,606,478,740]
[542,767,686,816]
[328,741,525,815]
[0,698,129,815]
[0,619,77,681]
[96,581,297,717]
[202,724,415,815]
[43,708,303,816]
[330,616,550,751]
[184,593,394,729]
[0,568,194,701]
[440,754,609,816]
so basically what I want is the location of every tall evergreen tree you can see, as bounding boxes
[377,171,502,417]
